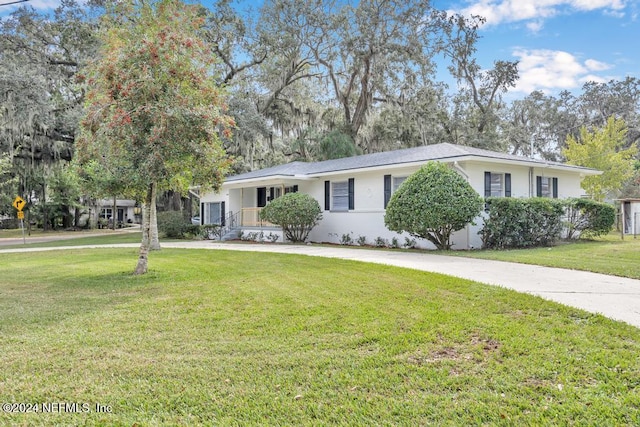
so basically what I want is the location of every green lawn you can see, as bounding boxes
[449,234,640,279]
[3,227,640,280]
[0,230,142,249]
[0,248,638,425]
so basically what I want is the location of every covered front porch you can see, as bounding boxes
[227,181,304,227]
[236,207,276,228]
[201,179,310,241]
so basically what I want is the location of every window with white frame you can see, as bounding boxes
[325,179,354,211]
[490,173,503,197]
[100,208,113,219]
[540,177,551,197]
[332,181,349,211]
[484,172,511,198]
[393,176,407,192]
[204,202,224,225]
[536,176,558,198]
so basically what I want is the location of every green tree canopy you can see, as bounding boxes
[563,116,638,201]
[384,162,483,250]
[77,0,233,274]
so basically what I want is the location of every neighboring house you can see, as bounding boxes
[200,143,600,249]
[92,199,140,227]
[620,199,640,236]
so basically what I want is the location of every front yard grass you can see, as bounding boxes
[0,230,142,249]
[451,233,640,279]
[0,248,638,425]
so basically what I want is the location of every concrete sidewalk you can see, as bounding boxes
[2,241,640,329]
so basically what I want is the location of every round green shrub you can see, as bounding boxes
[384,162,483,250]
[260,193,322,243]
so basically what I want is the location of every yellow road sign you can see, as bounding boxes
[17,211,24,220]
[13,196,26,211]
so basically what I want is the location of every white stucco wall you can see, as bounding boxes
[200,190,228,204]
[307,165,475,249]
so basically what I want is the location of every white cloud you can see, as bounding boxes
[457,0,627,27]
[584,58,612,71]
[580,74,609,84]
[525,20,545,32]
[511,48,613,93]
[571,0,625,12]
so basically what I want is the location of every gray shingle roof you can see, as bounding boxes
[226,143,596,182]
[226,161,309,182]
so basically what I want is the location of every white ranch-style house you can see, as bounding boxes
[200,143,600,249]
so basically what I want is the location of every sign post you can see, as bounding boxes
[12,196,26,245]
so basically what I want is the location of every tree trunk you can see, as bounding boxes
[74,205,80,228]
[150,182,161,251]
[134,184,153,275]
[62,204,72,229]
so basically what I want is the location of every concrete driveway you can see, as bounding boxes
[2,240,639,329]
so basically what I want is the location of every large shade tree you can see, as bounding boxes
[563,116,637,201]
[77,0,233,274]
[0,2,98,229]
[193,0,526,168]
[439,14,518,151]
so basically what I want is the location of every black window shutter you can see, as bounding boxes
[293,185,298,193]
[484,172,492,198]
[269,187,274,201]
[220,202,226,226]
[200,203,205,225]
[552,178,558,198]
[324,181,330,211]
[384,175,391,208]
[257,187,267,207]
[348,178,355,210]
[536,176,542,197]
[505,173,511,197]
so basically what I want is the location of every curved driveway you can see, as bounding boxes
[2,241,640,329]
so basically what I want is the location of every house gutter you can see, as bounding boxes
[452,161,470,180]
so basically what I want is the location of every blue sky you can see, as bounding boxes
[2,0,638,96]
[434,0,639,95]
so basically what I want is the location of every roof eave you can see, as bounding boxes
[461,155,602,175]
[306,155,602,177]
[223,174,316,188]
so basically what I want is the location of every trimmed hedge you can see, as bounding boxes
[564,198,615,239]
[480,198,565,249]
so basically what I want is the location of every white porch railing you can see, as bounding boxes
[241,207,277,227]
